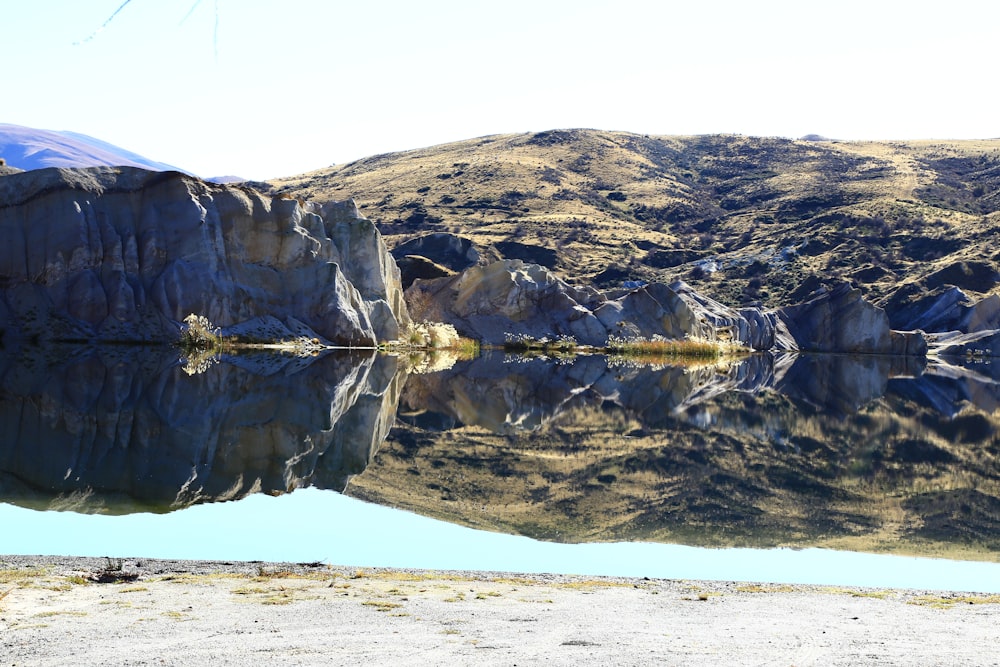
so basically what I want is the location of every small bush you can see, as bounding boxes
[179,314,220,350]
[395,322,463,351]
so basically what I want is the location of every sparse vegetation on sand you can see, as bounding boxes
[178,314,324,354]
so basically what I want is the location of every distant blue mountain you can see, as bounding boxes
[0,123,190,174]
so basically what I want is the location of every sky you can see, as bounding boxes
[4,0,998,180]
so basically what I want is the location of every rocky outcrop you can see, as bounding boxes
[495,240,559,269]
[390,232,483,269]
[407,260,773,348]
[926,329,1000,361]
[777,282,927,356]
[322,200,409,342]
[389,233,502,289]
[391,232,485,269]
[0,167,408,345]
[884,285,1000,334]
[777,283,890,353]
[406,260,608,345]
[924,260,1000,293]
[407,260,922,354]
[593,281,795,351]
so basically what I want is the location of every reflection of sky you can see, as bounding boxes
[3,488,999,594]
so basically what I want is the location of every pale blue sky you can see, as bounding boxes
[4,0,998,179]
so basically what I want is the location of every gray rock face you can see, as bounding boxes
[927,329,1000,360]
[322,200,410,342]
[777,282,917,354]
[407,260,608,345]
[407,260,917,354]
[780,285,932,357]
[592,281,790,351]
[0,167,408,345]
[885,285,1000,334]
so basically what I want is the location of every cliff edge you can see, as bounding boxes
[0,167,409,346]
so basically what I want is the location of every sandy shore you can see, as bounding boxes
[2,555,998,666]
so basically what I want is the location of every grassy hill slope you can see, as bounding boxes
[270,130,1000,309]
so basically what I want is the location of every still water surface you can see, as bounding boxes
[2,345,999,592]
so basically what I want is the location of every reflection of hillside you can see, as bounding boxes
[0,345,403,513]
[7,343,1000,559]
[349,353,1000,559]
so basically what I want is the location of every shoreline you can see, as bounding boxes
[3,555,998,665]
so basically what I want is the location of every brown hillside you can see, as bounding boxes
[269,130,1000,309]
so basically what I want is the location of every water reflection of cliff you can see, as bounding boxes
[0,345,403,513]
[4,345,1000,559]
[349,351,1000,558]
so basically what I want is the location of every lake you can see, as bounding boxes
[2,344,999,592]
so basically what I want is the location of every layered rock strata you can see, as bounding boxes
[0,167,408,346]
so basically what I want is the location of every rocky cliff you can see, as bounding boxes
[0,167,409,346]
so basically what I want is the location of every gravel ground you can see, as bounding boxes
[2,555,998,666]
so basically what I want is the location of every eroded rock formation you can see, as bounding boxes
[405,259,928,354]
[884,285,1000,334]
[0,167,409,345]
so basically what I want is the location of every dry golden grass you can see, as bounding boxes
[270,130,1000,309]
[0,566,50,584]
[907,594,1000,609]
[604,335,747,361]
